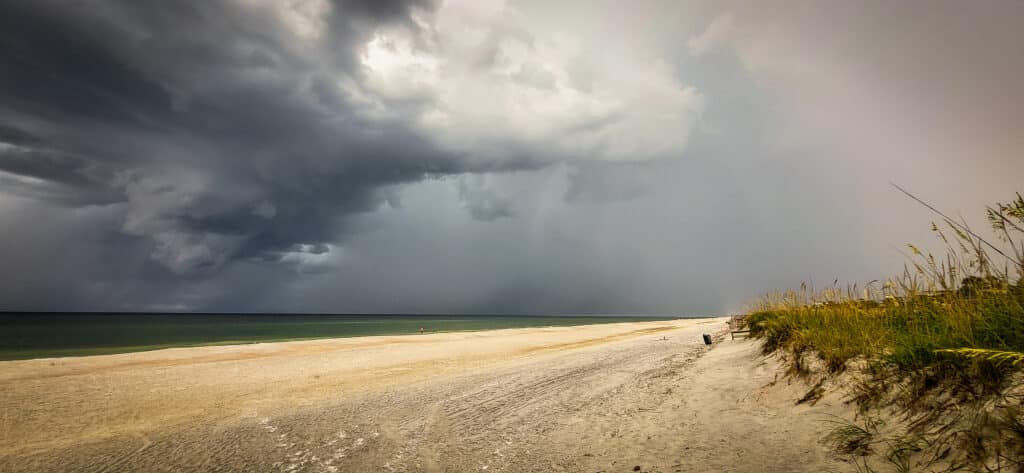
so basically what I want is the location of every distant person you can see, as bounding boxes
[420,327,424,334]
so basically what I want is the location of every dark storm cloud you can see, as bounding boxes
[0,145,104,189]
[0,0,538,277]
[0,126,44,147]
[0,143,119,205]
[1,0,1022,314]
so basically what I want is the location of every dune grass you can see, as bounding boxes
[748,192,1024,374]
[748,280,1024,377]
[745,191,1024,470]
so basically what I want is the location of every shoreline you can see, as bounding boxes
[0,314,692,362]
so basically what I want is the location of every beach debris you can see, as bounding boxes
[795,380,825,406]
[702,334,712,345]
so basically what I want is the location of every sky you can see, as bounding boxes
[0,0,1021,314]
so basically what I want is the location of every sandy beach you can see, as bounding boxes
[0,318,852,472]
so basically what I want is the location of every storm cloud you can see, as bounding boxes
[0,0,1021,313]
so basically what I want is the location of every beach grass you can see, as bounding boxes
[745,191,1024,469]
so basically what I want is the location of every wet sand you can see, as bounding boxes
[0,318,851,472]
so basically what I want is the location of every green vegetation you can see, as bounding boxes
[745,192,1024,471]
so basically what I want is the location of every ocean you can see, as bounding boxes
[0,313,681,360]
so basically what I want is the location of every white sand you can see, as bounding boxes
[0,318,854,472]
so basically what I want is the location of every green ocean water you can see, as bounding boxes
[0,313,681,361]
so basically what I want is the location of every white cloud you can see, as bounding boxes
[358,0,704,163]
[361,32,440,101]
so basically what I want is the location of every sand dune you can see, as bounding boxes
[0,318,852,472]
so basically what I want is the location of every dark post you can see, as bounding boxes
[702,334,712,345]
